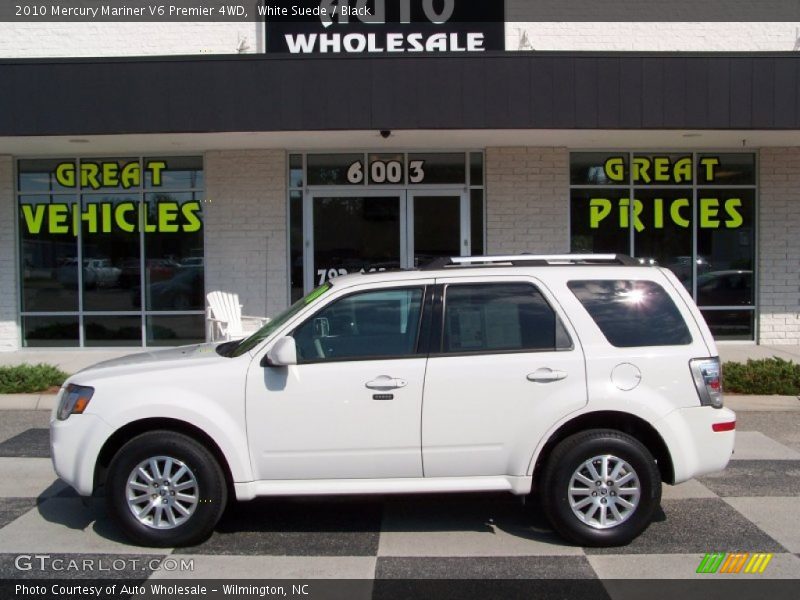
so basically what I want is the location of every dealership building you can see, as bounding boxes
[0,2,798,350]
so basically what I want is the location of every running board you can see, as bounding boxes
[234,476,531,501]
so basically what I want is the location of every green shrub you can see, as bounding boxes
[723,358,800,396]
[0,363,69,394]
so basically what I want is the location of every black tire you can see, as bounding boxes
[106,430,228,547]
[540,429,661,547]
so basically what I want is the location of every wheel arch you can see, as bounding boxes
[93,418,235,498]
[530,411,675,487]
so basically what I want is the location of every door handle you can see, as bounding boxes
[366,375,408,390]
[527,368,568,383]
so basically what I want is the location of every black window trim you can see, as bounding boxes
[431,280,575,358]
[288,284,431,365]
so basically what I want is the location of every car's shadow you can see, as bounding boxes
[36,488,667,551]
[35,483,136,546]
[36,489,564,547]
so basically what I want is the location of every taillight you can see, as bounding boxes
[690,357,723,409]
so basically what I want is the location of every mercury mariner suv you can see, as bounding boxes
[50,254,735,547]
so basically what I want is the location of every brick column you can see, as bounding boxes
[759,148,800,345]
[0,156,19,350]
[204,150,287,323]
[485,147,569,255]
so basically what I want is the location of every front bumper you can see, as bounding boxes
[50,413,113,496]
[656,405,736,484]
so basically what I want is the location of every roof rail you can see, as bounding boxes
[419,254,643,270]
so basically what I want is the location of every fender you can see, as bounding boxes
[524,391,683,480]
[89,386,253,485]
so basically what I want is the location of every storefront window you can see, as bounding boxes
[17,156,205,347]
[143,192,204,311]
[569,152,757,340]
[19,194,79,313]
[80,192,141,312]
[633,189,694,292]
[288,153,305,303]
[21,316,79,348]
[306,153,363,186]
[569,188,631,255]
[407,153,466,185]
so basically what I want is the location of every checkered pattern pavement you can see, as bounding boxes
[0,413,798,584]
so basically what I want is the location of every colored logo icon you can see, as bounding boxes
[697,552,773,574]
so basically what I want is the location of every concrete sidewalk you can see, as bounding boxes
[718,343,800,363]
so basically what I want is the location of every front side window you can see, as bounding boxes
[442,283,570,354]
[568,280,692,347]
[293,288,424,363]
[229,283,332,358]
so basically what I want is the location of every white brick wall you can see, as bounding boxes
[0,156,20,350]
[204,150,287,327]
[485,147,569,255]
[506,22,800,52]
[0,22,261,57]
[758,148,800,346]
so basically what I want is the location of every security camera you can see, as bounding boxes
[380,130,392,139]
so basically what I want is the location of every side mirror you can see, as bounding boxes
[263,336,297,367]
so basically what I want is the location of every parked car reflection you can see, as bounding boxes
[120,258,178,288]
[56,258,122,289]
[133,266,203,310]
[697,270,753,306]
[665,255,711,285]
[179,257,204,268]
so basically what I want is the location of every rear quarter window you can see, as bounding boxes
[568,280,692,347]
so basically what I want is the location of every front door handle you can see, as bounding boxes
[366,375,408,390]
[527,368,568,383]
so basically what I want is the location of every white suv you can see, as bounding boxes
[50,254,735,548]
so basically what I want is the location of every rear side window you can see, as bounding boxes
[568,280,692,347]
[442,283,572,354]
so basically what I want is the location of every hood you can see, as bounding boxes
[77,342,225,374]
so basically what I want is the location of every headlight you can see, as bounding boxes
[57,384,95,420]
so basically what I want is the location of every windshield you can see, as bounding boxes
[226,283,332,357]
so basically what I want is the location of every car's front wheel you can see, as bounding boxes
[540,429,661,547]
[106,431,227,547]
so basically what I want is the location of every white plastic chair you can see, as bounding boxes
[206,291,269,341]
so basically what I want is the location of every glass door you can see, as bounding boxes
[304,190,469,291]
[305,191,405,290]
[407,190,469,268]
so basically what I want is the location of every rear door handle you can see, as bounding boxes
[366,375,408,390]
[527,368,568,383]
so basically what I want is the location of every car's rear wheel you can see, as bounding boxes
[540,429,661,547]
[106,431,227,547]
